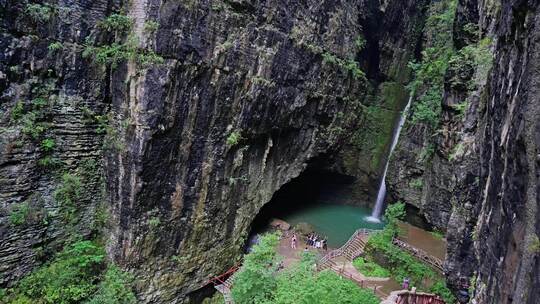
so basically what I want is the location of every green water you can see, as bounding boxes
[280,204,385,248]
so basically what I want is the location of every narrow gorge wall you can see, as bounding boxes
[387,0,540,303]
[0,0,116,286]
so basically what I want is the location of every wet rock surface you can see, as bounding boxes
[2,0,539,303]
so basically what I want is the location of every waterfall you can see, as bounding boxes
[366,95,413,222]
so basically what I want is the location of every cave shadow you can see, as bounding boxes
[247,168,357,243]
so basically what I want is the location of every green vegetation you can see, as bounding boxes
[41,138,55,152]
[226,131,242,146]
[144,21,159,33]
[83,40,164,69]
[355,36,366,51]
[407,0,493,171]
[231,232,380,304]
[352,257,390,277]
[430,230,445,240]
[410,178,423,190]
[54,173,82,223]
[364,203,456,304]
[85,266,137,304]
[9,202,31,226]
[98,14,133,33]
[407,0,457,127]
[148,217,161,229]
[48,42,63,53]
[528,235,540,254]
[11,101,25,120]
[84,14,164,68]
[1,241,136,304]
[322,52,365,80]
[26,3,52,23]
[11,83,56,142]
[448,143,464,161]
[38,156,62,169]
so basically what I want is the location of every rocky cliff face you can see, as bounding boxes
[387,0,540,303]
[106,0,425,302]
[0,0,114,286]
[450,1,540,303]
[3,0,539,303]
[0,0,425,302]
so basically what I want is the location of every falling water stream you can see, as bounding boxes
[366,95,413,222]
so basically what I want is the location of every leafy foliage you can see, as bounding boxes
[231,233,380,304]
[2,242,136,304]
[352,257,390,278]
[408,0,457,127]
[48,42,63,53]
[98,14,133,33]
[3,241,105,304]
[226,131,242,146]
[84,266,136,304]
[231,232,281,303]
[144,21,159,33]
[26,4,52,23]
[84,14,163,68]
[54,173,82,223]
[9,202,31,226]
[41,138,55,152]
[364,202,455,303]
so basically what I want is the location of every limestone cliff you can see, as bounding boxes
[387,0,540,303]
[2,0,539,303]
[0,0,425,302]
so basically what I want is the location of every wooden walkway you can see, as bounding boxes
[211,229,445,303]
[317,228,378,271]
[392,237,444,272]
[381,290,445,304]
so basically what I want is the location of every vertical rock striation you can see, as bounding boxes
[105,1,426,302]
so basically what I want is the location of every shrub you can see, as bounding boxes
[98,14,133,33]
[144,21,159,33]
[273,253,379,304]
[85,266,136,304]
[226,131,242,146]
[148,217,161,229]
[4,241,105,304]
[11,101,25,120]
[355,36,366,51]
[430,281,456,304]
[232,233,380,304]
[54,173,82,222]
[410,178,423,190]
[84,41,164,69]
[38,156,62,169]
[3,241,136,304]
[48,42,63,53]
[365,232,435,286]
[41,138,56,152]
[231,232,280,303]
[352,257,390,277]
[26,4,52,23]
[21,112,48,139]
[9,202,31,226]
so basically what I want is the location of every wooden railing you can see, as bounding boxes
[392,238,444,272]
[317,228,380,270]
[395,290,445,304]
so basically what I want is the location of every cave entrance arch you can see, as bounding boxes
[247,168,385,250]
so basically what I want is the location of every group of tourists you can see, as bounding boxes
[306,233,327,250]
[289,233,328,251]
